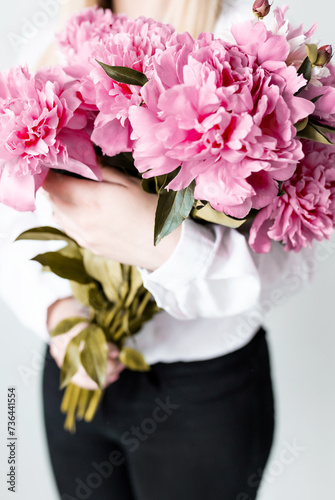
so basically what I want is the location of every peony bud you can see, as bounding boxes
[314,45,333,67]
[253,0,272,19]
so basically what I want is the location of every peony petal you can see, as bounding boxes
[249,204,274,253]
[0,163,36,211]
[57,129,102,181]
[91,118,132,157]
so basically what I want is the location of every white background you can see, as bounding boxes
[0,1,335,499]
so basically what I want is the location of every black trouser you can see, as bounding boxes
[42,328,274,500]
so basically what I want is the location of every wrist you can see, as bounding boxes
[141,223,182,271]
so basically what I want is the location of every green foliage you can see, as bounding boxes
[96,61,148,86]
[297,122,333,144]
[154,174,195,245]
[296,56,312,93]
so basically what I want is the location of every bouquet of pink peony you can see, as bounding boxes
[0,65,102,211]
[2,2,335,429]
[52,3,335,253]
[2,3,335,250]
[93,4,335,254]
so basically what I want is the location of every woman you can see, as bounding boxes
[1,1,305,499]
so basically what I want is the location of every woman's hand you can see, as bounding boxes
[47,297,124,390]
[43,167,182,271]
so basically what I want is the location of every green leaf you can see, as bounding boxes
[60,330,87,389]
[191,202,247,228]
[119,346,150,372]
[154,179,195,245]
[141,177,158,194]
[154,174,172,193]
[96,61,148,86]
[32,252,92,284]
[50,317,88,337]
[310,94,324,104]
[309,118,335,134]
[80,325,108,389]
[294,117,309,132]
[15,226,77,245]
[296,56,312,94]
[277,181,286,197]
[297,122,333,144]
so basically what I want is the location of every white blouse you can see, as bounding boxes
[0,0,312,364]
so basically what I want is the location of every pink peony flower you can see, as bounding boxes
[299,62,335,128]
[249,140,335,253]
[129,26,314,218]
[0,65,101,212]
[85,17,175,157]
[56,7,127,68]
[300,81,335,127]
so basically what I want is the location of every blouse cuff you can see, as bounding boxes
[139,218,217,291]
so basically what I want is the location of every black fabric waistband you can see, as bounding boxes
[150,327,267,379]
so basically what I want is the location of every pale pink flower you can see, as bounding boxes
[86,17,175,156]
[249,141,335,253]
[301,62,335,128]
[300,80,335,127]
[272,5,329,85]
[0,66,100,212]
[253,0,272,19]
[130,26,314,218]
[56,7,127,67]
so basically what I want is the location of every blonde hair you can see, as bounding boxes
[161,0,222,38]
[99,0,221,38]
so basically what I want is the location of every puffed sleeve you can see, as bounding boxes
[139,218,263,319]
[139,218,315,320]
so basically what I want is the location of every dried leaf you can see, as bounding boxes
[60,330,87,389]
[70,281,92,308]
[15,226,77,245]
[50,317,88,337]
[81,249,121,302]
[124,267,143,308]
[192,202,247,228]
[119,346,150,372]
[305,43,318,64]
[32,252,91,284]
[80,325,108,389]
